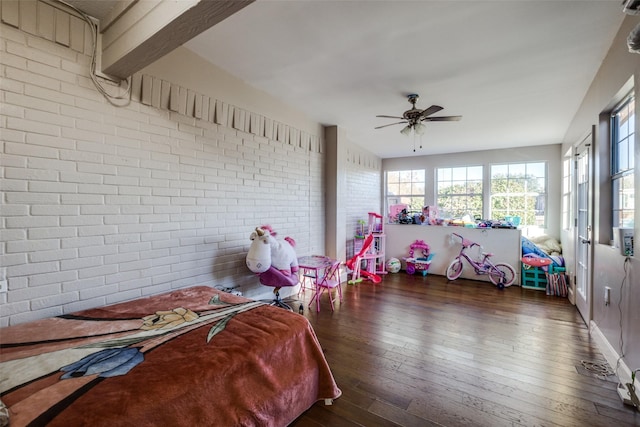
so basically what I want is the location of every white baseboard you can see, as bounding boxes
[590,320,638,391]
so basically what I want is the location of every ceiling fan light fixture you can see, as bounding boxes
[378,94,461,149]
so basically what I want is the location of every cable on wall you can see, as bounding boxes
[614,256,632,385]
[56,0,131,107]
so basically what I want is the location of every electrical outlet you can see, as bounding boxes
[0,280,7,293]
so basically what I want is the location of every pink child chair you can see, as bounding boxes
[309,260,342,312]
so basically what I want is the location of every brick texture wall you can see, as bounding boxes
[345,148,381,259]
[0,4,327,325]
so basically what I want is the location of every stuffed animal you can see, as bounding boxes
[246,225,299,276]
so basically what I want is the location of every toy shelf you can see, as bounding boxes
[364,233,386,274]
[352,213,386,275]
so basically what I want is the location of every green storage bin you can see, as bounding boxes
[521,264,547,290]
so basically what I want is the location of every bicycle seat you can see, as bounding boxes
[482,252,493,257]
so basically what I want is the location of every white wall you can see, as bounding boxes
[560,15,640,374]
[0,4,327,326]
[142,47,324,140]
[345,145,381,259]
[386,225,522,283]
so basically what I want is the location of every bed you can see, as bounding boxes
[0,286,341,426]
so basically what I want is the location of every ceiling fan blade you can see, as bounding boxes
[376,115,404,119]
[419,105,443,118]
[375,121,408,129]
[423,116,462,122]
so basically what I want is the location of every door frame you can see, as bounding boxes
[573,129,595,325]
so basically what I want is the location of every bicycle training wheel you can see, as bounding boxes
[488,263,516,287]
[446,259,463,280]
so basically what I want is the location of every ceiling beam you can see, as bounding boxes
[100,0,254,79]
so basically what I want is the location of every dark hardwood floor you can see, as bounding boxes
[288,273,640,427]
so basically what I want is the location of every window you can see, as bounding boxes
[490,162,547,227]
[611,94,635,228]
[436,166,483,219]
[386,170,425,221]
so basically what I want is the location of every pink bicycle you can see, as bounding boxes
[446,232,516,289]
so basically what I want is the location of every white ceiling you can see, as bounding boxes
[62,0,122,22]
[66,0,628,159]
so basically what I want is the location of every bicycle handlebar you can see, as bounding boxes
[451,232,480,249]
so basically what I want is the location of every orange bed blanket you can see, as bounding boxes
[0,286,341,426]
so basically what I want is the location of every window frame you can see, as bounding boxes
[489,161,548,228]
[611,93,635,229]
[435,165,484,220]
[385,169,426,223]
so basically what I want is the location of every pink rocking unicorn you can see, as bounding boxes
[246,226,299,310]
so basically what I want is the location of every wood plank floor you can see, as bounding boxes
[288,273,640,427]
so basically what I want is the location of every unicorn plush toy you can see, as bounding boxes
[246,226,299,309]
[246,225,298,275]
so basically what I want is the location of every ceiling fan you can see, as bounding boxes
[375,94,462,136]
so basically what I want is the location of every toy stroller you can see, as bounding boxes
[403,239,434,276]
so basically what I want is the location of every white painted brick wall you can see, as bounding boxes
[0,16,332,326]
[345,149,382,259]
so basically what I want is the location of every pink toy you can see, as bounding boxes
[246,225,299,309]
[246,225,298,276]
[422,206,438,225]
[368,212,383,234]
[521,254,553,268]
[346,234,382,284]
[403,239,434,276]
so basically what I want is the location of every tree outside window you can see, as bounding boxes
[436,166,483,219]
[490,162,547,227]
[386,170,425,222]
